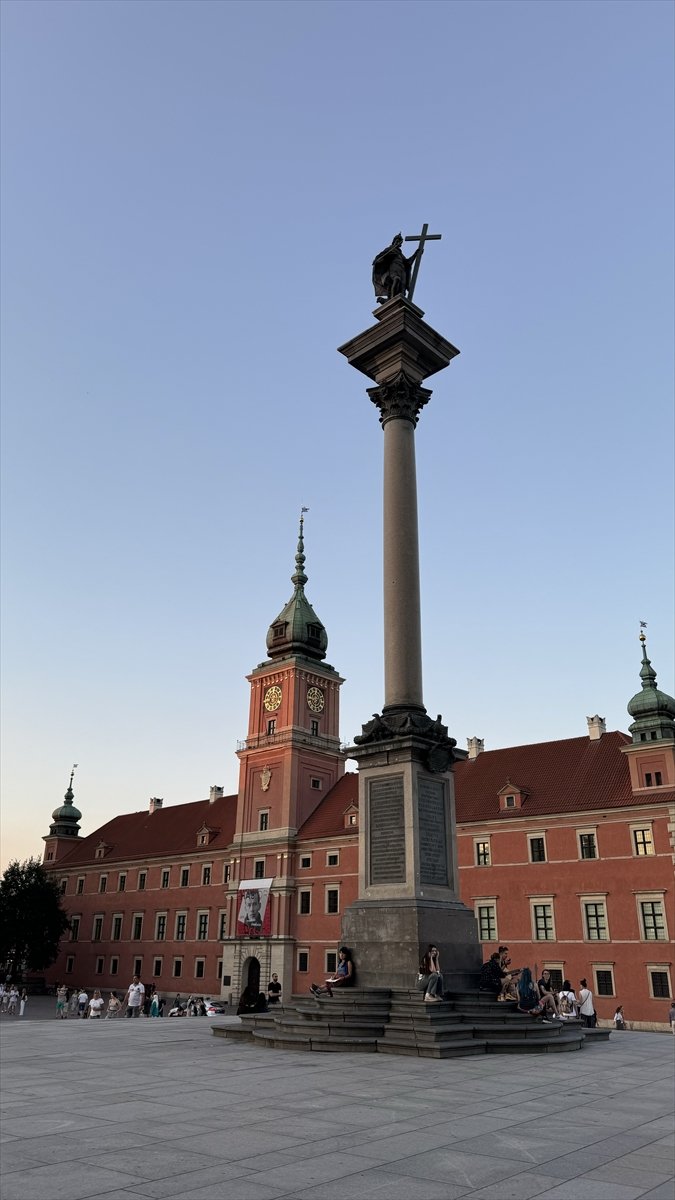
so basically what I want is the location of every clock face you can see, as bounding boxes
[307,685,325,713]
[263,685,282,712]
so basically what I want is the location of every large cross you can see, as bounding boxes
[404,223,442,302]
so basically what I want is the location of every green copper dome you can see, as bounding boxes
[627,634,675,743]
[49,769,82,837]
[266,514,327,662]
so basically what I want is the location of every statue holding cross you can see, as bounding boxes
[371,224,441,305]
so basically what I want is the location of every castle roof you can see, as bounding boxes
[298,773,359,839]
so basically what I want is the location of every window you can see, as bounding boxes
[475,840,490,866]
[639,899,667,941]
[327,852,339,867]
[326,951,337,974]
[632,826,654,856]
[532,902,554,941]
[133,957,142,977]
[110,956,118,976]
[92,916,103,942]
[161,869,170,889]
[310,777,322,791]
[348,813,357,826]
[65,955,74,973]
[326,888,339,915]
[112,915,122,941]
[76,877,84,895]
[176,913,186,941]
[60,878,67,894]
[583,900,609,941]
[118,873,126,892]
[300,855,312,869]
[259,811,269,832]
[505,795,516,808]
[299,890,311,915]
[132,915,143,941]
[156,914,167,941]
[180,867,190,887]
[217,959,223,980]
[195,959,205,979]
[202,865,211,885]
[153,957,162,977]
[46,851,54,861]
[173,958,183,978]
[311,720,319,736]
[528,836,546,863]
[223,863,231,884]
[197,913,209,940]
[297,950,309,973]
[99,875,108,894]
[594,967,615,996]
[218,911,228,940]
[649,969,671,998]
[138,871,146,891]
[273,623,285,640]
[254,859,265,880]
[476,904,497,942]
[578,832,597,860]
[267,719,276,735]
[655,771,663,785]
[70,917,80,942]
[95,956,104,975]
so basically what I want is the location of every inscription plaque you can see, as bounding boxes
[418,777,449,886]
[369,775,406,884]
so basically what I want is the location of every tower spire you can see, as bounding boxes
[291,508,309,589]
[627,626,675,742]
[265,509,327,662]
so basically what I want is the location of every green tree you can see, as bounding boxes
[0,858,70,979]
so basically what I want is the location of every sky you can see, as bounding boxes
[1,0,673,870]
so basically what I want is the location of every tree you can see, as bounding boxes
[0,858,70,980]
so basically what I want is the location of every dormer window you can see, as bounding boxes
[498,782,525,812]
[196,825,213,847]
[273,623,286,640]
[505,796,516,808]
[344,806,358,829]
[95,841,109,860]
[307,623,322,643]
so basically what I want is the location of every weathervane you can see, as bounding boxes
[372,223,441,305]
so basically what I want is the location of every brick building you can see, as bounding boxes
[41,531,674,1027]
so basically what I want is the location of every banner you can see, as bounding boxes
[236,878,273,937]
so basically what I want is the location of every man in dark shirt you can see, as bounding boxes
[267,974,282,1005]
[478,953,505,995]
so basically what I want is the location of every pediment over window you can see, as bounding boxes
[343,804,359,829]
[498,781,527,812]
[95,841,110,859]
[196,824,216,847]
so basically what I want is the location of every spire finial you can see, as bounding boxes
[292,507,309,589]
[65,763,78,802]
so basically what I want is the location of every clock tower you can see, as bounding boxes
[234,514,345,844]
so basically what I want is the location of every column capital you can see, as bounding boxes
[367,372,433,428]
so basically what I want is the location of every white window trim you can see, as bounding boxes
[258,810,270,832]
[577,827,599,860]
[473,899,498,943]
[98,874,108,893]
[579,893,610,942]
[326,850,340,867]
[132,912,144,940]
[635,892,669,942]
[153,957,163,977]
[194,957,206,978]
[201,863,212,884]
[529,896,556,941]
[592,962,616,998]
[92,913,104,941]
[630,823,655,856]
[298,888,312,915]
[218,908,228,940]
[161,868,171,887]
[300,854,312,869]
[297,947,310,972]
[527,832,548,864]
[155,911,168,940]
[172,957,183,977]
[111,913,123,940]
[325,885,340,915]
[325,949,338,974]
[175,911,188,940]
[473,837,491,867]
[646,963,672,1000]
[196,910,210,941]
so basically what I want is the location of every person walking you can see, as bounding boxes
[77,988,89,1018]
[123,975,145,1017]
[68,989,79,1019]
[19,989,27,1018]
[106,991,121,1019]
[88,990,104,1019]
[613,1005,626,1030]
[7,986,19,1015]
[578,978,595,1028]
[56,985,68,1019]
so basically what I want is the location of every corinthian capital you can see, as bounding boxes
[367,372,433,427]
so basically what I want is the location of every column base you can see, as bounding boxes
[341,897,482,991]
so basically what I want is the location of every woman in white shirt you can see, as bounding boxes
[578,978,595,1028]
[558,979,578,1019]
[88,990,104,1019]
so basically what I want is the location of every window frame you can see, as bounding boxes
[175,912,187,941]
[577,828,598,860]
[202,864,212,886]
[474,901,497,943]
[118,872,127,892]
[218,909,228,940]
[153,957,163,977]
[474,838,491,867]
[593,964,616,997]
[580,895,610,942]
[132,913,144,941]
[258,810,269,832]
[110,956,119,976]
[297,948,309,973]
[69,916,80,943]
[138,871,147,891]
[298,889,311,915]
[631,824,655,856]
[300,855,312,869]
[527,833,547,864]
[196,911,209,941]
[155,912,167,941]
[194,958,205,979]
[172,958,183,978]
[111,914,123,941]
[98,874,108,894]
[180,867,190,888]
[161,868,170,889]
[326,851,339,867]
[92,914,104,942]
[76,876,85,895]
[636,893,668,942]
[647,965,671,999]
[65,955,74,973]
[325,950,337,974]
[254,858,265,880]
[530,897,555,941]
[325,886,340,915]
[95,956,104,975]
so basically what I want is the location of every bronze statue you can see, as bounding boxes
[372,225,442,305]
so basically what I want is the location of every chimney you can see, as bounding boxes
[587,715,606,741]
[149,797,163,814]
[467,736,485,760]
[209,785,224,803]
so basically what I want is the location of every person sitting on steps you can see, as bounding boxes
[416,944,444,1004]
[516,967,559,1021]
[310,947,354,997]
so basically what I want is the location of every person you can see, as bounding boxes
[478,952,507,996]
[88,990,104,1019]
[497,947,519,1001]
[415,944,444,1003]
[106,991,121,1019]
[669,1002,675,1034]
[236,984,267,1015]
[173,993,182,1012]
[267,973,282,1005]
[56,985,68,1019]
[143,986,153,1018]
[77,988,89,1018]
[123,975,145,1017]
[517,967,558,1020]
[310,947,354,997]
[150,991,160,1017]
[157,995,165,1017]
[558,979,578,1019]
[7,986,19,1015]
[68,989,79,1019]
[613,1005,626,1030]
[19,989,27,1018]
[0,983,5,1012]
[578,978,595,1028]
[537,970,560,1016]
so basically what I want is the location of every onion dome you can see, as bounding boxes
[49,766,82,837]
[266,512,327,662]
[627,632,675,743]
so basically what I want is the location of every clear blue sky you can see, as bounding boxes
[1,0,673,869]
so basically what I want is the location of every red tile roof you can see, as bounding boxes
[54,793,238,867]
[298,773,359,840]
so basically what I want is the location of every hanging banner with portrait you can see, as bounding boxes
[235,878,273,937]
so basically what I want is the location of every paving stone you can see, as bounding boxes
[0,1161,143,1200]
